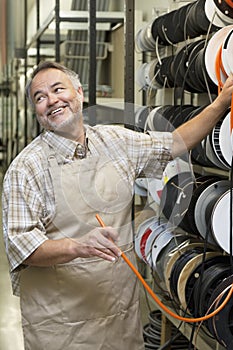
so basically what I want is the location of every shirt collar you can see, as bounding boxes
[42,130,79,159]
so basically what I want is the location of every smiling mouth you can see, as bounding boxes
[49,107,65,117]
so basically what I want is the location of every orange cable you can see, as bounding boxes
[231,92,233,133]
[96,214,233,323]
[215,45,233,134]
[224,0,233,8]
[215,45,225,95]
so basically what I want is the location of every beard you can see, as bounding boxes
[37,107,83,135]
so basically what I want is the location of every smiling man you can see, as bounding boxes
[30,67,85,141]
[2,61,233,350]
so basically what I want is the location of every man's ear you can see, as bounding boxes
[77,86,84,101]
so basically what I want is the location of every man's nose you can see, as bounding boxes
[47,92,59,105]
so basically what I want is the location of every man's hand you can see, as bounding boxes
[24,226,120,266]
[74,226,120,262]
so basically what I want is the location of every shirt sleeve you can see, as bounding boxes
[141,130,173,178]
[122,129,173,179]
[2,167,48,273]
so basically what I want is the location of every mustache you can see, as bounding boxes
[46,104,69,116]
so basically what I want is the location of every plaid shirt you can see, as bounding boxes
[2,125,172,296]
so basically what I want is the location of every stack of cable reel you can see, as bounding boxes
[164,242,221,305]
[136,25,233,95]
[135,0,233,52]
[136,40,218,94]
[160,172,231,244]
[135,214,233,348]
[138,25,233,94]
[205,24,233,88]
[135,216,174,267]
[139,104,232,170]
[134,105,151,132]
[185,255,233,349]
[134,2,233,349]
[159,171,197,233]
[164,245,233,349]
[143,310,195,349]
[206,275,233,349]
[135,194,233,348]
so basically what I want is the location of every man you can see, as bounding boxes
[2,61,233,350]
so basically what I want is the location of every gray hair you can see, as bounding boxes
[25,61,82,107]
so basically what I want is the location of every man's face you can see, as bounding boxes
[30,68,83,132]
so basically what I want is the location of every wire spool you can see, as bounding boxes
[169,105,197,129]
[136,60,162,91]
[191,138,217,168]
[192,46,217,94]
[205,0,233,27]
[216,111,232,168]
[135,216,167,264]
[191,138,216,167]
[135,178,150,197]
[185,254,228,315]
[207,112,231,170]
[172,39,218,94]
[135,0,233,53]
[149,227,176,273]
[146,178,165,206]
[144,220,169,266]
[135,216,159,262]
[177,251,221,310]
[184,0,206,37]
[164,241,207,298]
[211,189,233,254]
[184,40,206,93]
[205,133,230,170]
[153,105,175,132]
[143,309,196,349]
[205,25,233,86]
[144,106,164,131]
[160,171,198,233]
[155,234,190,282]
[191,0,220,32]
[222,28,233,77]
[193,259,232,317]
[151,16,169,46]
[206,275,233,349]
[153,56,175,88]
[169,246,215,303]
[186,40,218,94]
[144,105,185,132]
[194,179,231,245]
[185,175,222,236]
[134,177,164,206]
[185,106,217,167]
[183,40,209,94]
[159,5,189,45]
[134,106,150,132]
[135,21,157,52]
[153,0,219,46]
[172,43,195,91]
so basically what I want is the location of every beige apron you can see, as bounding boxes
[20,140,145,350]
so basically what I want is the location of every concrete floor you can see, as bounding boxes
[0,217,25,349]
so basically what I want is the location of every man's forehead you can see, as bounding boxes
[31,69,68,90]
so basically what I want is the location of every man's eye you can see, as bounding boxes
[55,87,64,93]
[35,95,44,103]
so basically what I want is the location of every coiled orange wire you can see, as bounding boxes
[96,214,233,323]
